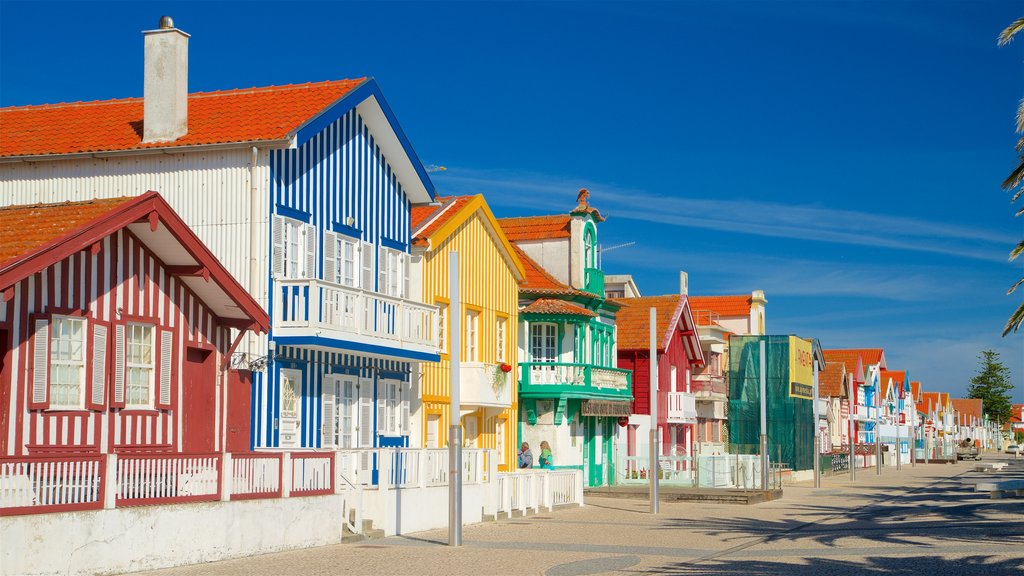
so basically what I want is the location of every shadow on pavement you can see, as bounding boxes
[642,555,1024,575]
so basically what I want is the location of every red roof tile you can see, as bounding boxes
[0,79,365,157]
[612,295,684,350]
[910,381,922,401]
[687,295,752,318]
[0,197,136,266]
[950,398,983,427]
[840,348,885,367]
[497,215,571,242]
[410,196,473,247]
[878,370,906,399]
[818,362,846,398]
[521,298,596,317]
[509,244,588,296]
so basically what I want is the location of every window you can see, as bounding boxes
[49,316,86,409]
[324,376,358,448]
[438,302,449,354]
[530,323,557,363]
[378,379,408,436]
[326,233,359,287]
[584,226,596,268]
[125,324,154,408]
[496,316,507,363]
[465,310,479,362]
[378,247,407,298]
[273,216,315,280]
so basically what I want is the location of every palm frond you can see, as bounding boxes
[1008,277,1024,294]
[1012,240,1024,261]
[1002,301,1024,336]
[1002,155,1024,190]
[1017,99,1024,134]
[998,16,1024,46]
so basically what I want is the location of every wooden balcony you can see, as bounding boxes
[666,392,697,424]
[273,279,439,360]
[691,374,727,400]
[519,362,631,400]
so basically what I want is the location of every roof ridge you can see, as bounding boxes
[0,196,135,212]
[0,79,366,112]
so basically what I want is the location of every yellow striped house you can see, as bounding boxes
[410,195,526,470]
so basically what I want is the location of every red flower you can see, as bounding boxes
[500,363,513,373]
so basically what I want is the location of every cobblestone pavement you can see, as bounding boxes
[137,455,1024,576]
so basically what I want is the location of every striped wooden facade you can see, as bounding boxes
[256,107,424,451]
[418,209,521,471]
[0,230,230,457]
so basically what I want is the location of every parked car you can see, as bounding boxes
[1005,444,1021,455]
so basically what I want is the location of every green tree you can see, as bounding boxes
[967,350,1015,424]
[998,17,1024,335]
[1016,430,1024,445]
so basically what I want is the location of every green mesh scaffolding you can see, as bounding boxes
[728,335,815,471]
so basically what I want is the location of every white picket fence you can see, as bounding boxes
[116,454,221,504]
[489,469,584,518]
[0,456,104,512]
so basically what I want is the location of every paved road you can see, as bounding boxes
[139,455,1024,576]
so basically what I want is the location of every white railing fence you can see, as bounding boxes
[0,456,104,512]
[231,454,281,499]
[489,469,584,518]
[116,454,220,505]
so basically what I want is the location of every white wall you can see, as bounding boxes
[1,495,342,576]
[516,240,570,286]
[362,483,486,536]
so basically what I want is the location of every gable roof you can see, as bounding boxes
[822,350,865,383]
[508,244,590,297]
[687,295,752,318]
[497,215,572,242]
[910,381,922,402]
[878,370,907,399]
[819,361,847,398]
[950,398,983,427]
[840,348,886,368]
[0,78,436,202]
[611,294,705,364]
[0,192,268,331]
[410,195,525,280]
[521,298,596,318]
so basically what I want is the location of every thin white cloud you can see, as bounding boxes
[434,168,1016,263]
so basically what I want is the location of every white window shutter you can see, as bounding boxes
[90,323,108,408]
[400,382,410,436]
[358,384,374,448]
[378,246,387,296]
[158,329,173,407]
[400,253,409,299]
[361,242,374,291]
[322,389,337,449]
[31,318,50,408]
[376,378,387,436]
[323,231,337,284]
[304,223,317,278]
[272,215,284,278]
[113,324,126,406]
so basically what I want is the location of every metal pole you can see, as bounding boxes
[849,414,856,481]
[759,340,768,490]
[911,424,916,467]
[875,413,882,475]
[448,252,462,547]
[649,308,659,514]
[896,412,902,471]
[812,356,820,489]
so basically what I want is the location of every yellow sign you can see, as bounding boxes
[788,336,814,399]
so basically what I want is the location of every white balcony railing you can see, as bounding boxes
[460,363,514,408]
[666,392,698,423]
[274,279,439,352]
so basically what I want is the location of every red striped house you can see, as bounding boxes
[0,192,268,458]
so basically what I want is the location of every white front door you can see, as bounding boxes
[279,370,302,448]
[426,414,440,448]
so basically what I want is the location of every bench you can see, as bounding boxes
[973,479,1024,499]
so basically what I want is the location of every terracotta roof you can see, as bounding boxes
[839,348,885,367]
[497,215,571,242]
[0,79,365,157]
[818,361,846,398]
[0,197,136,266]
[878,370,907,399]
[950,398,983,427]
[688,295,752,318]
[919,392,945,414]
[410,196,472,247]
[822,350,864,381]
[612,295,684,351]
[509,244,588,296]
[521,298,596,317]
[910,381,922,401]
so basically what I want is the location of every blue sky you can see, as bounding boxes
[2,1,1022,401]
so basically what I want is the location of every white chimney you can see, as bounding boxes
[143,16,189,143]
[679,271,688,295]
